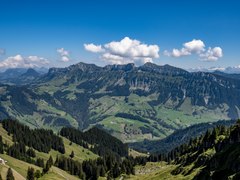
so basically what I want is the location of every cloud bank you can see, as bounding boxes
[164,39,223,61]
[0,54,49,69]
[57,48,70,62]
[84,37,160,65]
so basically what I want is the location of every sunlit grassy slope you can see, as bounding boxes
[127,162,201,180]
[0,123,98,179]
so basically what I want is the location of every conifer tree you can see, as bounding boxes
[34,170,41,179]
[6,168,14,180]
[70,150,74,158]
[0,136,3,154]
[26,167,35,180]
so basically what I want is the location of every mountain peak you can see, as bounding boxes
[23,68,39,76]
[104,63,135,71]
[140,62,189,75]
[69,62,101,72]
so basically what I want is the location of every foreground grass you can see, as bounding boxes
[0,123,98,179]
[0,122,98,163]
[129,148,149,158]
[0,163,25,180]
[35,136,98,163]
[128,162,199,180]
[0,154,41,178]
[0,154,80,180]
[40,166,79,180]
[0,124,13,146]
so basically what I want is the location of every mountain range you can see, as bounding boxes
[0,62,240,143]
[0,67,47,85]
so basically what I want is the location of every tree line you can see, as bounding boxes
[2,119,65,153]
[60,126,128,156]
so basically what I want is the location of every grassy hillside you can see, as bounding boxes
[0,122,98,179]
[156,120,240,179]
[130,120,235,154]
[0,154,41,177]
[0,163,25,180]
[0,154,80,180]
[128,162,200,180]
[1,119,240,179]
[35,136,98,163]
[0,120,138,179]
[40,166,80,180]
[0,124,13,145]
[127,121,240,180]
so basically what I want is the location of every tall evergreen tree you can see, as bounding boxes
[26,167,35,180]
[43,156,53,174]
[70,150,74,158]
[6,168,14,180]
[0,136,4,154]
[35,158,44,168]
[48,156,53,167]
[34,170,41,179]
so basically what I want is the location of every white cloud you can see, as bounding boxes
[199,47,223,61]
[84,37,160,65]
[61,56,70,62]
[164,48,190,57]
[84,43,104,53]
[57,48,69,56]
[0,54,49,69]
[164,39,223,61]
[164,39,205,57]
[57,48,70,62]
[183,39,205,53]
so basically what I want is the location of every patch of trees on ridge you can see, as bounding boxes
[2,119,65,153]
[130,119,236,154]
[54,154,136,179]
[146,120,240,179]
[115,113,149,123]
[60,126,128,157]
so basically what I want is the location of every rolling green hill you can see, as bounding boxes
[0,121,98,179]
[1,119,240,179]
[0,119,137,179]
[0,154,80,180]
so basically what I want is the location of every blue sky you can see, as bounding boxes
[0,0,239,70]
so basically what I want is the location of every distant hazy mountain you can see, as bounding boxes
[0,62,240,143]
[0,67,48,85]
[189,65,240,74]
[212,70,240,80]
[0,68,27,79]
